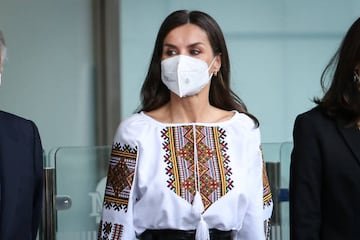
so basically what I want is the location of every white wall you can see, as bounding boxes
[0,0,95,153]
[0,0,358,153]
[2,0,356,150]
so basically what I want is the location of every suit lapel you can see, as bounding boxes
[337,121,360,164]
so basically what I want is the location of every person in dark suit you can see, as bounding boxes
[289,17,360,240]
[0,31,43,240]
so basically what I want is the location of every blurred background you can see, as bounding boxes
[1,0,359,152]
[0,0,359,239]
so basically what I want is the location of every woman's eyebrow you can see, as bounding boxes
[163,43,177,48]
[187,42,204,48]
[163,42,205,48]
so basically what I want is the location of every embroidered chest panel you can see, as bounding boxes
[161,125,233,210]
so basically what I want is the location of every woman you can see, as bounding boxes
[290,17,360,240]
[98,10,273,240]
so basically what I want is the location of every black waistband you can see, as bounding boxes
[138,229,232,240]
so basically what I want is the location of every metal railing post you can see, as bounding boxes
[41,167,56,240]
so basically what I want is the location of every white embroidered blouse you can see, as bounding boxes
[98,111,273,240]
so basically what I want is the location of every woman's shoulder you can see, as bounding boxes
[120,112,146,125]
[232,111,259,130]
[117,112,155,131]
[295,106,331,125]
[224,111,261,143]
[113,112,152,140]
[293,106,338,137]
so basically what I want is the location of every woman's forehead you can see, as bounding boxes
[164,24,210,46]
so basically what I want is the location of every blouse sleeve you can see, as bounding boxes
[234,131,273,240]
[98,124,139,240]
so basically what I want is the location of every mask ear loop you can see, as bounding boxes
[208,56,220,78]
[353,71,360,83]
[208,56,218,70]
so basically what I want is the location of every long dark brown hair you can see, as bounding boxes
[314,17,360,125]
[138,10,259,126]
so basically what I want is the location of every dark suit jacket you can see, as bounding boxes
[289,106,360,240]
[0,111,43,240]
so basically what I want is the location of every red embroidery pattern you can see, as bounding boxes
[261,147,273,207]
[112,224,124,240]
[104,143,137,212]
[98,220,124,240]
[162,125,233,210]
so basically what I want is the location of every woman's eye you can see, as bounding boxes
[190,49,200,55]
[165,49,177,56]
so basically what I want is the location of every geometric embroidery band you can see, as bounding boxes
[98,220,124,240]
[162,125,233,210]
[103,142,137,213]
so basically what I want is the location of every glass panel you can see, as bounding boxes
[53,146,111,240]
[262,142,282,240]
[262,142,292,240]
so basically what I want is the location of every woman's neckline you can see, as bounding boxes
[139,110,239,127]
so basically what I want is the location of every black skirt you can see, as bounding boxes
[138,229,232,240]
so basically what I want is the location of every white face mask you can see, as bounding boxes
[161,55,216,97]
